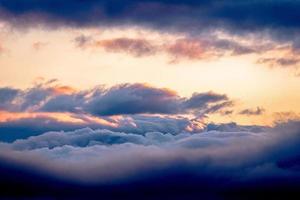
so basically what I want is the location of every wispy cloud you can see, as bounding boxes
[74,35,278,63]
[32,41,48,51]
[239,107,265,116]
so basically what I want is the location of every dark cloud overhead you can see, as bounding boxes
[1,0,300,48]
[1,0,300,30]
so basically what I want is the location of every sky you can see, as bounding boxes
[0,0,300,199]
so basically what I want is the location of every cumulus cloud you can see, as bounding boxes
[0,120,300,198]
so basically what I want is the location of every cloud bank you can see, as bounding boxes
[0,120,299,198]
[0,0,299,50]
[0,81,235,142]
[0,82,232,116]
[1,1,300,33]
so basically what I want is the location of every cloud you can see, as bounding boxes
[0,82,232,116]
[1,0,300,47]
[239,107,265,116]
[164,37,269,61]
[165,38,209,61]
[0,113,198,142]
[73,34,93,48]
[258,57,300,68]
[32,41,48,51]
[0,120,300,198]
[74,35,277,62]
[1,1,299,31]
[0,87,19,110]
[182,92,233,116]
[184,92,228,109]
[205,122,267,133]
[273,112,300,123]
[94,38,158,57]
[84,83,182,115]
[0,82,234,142]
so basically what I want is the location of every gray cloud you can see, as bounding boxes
[0,114,196,143]
[0,87,19,110]
[0,83,232,116]
[239,107,265,116]
[73,35,93,48]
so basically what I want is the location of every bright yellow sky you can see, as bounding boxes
[1,26,300,125]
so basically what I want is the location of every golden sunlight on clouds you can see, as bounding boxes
[1,25,300,125]
[0,110,120,128]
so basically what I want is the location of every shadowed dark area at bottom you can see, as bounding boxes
[1,161,299,200]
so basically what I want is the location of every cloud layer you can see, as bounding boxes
[2,1,300,68]
[1,1,300,32]
[0,120,299,198]
[0,81,236,142]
